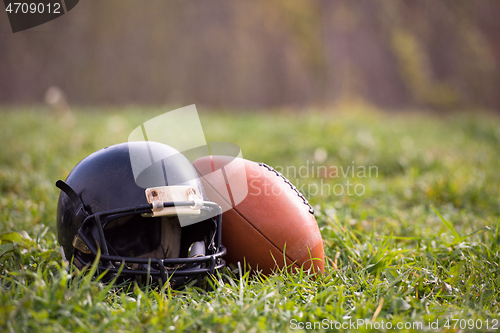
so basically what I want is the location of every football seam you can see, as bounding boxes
[258,163,314,214]
[195,168,300,270]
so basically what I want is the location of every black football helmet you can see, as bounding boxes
[56,141,226,288]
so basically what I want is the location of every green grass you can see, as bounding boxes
[1,106,500,332]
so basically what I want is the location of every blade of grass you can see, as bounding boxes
[431,206,460,239]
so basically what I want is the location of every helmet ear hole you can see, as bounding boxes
[179,219,213,257]
[188,241,206,258]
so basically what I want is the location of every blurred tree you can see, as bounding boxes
[0,0,499,111]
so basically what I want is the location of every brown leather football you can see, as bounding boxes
[193,156,324,275]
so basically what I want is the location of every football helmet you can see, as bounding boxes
[56,142,226,288]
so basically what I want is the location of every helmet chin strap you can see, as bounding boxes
[56,180,110,257]
[56,180,90,223]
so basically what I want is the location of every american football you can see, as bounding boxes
[193,155,324,275]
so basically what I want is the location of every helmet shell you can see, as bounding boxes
[56,141,204,259]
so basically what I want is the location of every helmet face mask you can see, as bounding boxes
[56,142,226,288]
[103,215,181,259]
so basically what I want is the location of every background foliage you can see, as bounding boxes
[1,0,500,110]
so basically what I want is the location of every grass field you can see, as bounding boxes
[1,106,500,332]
